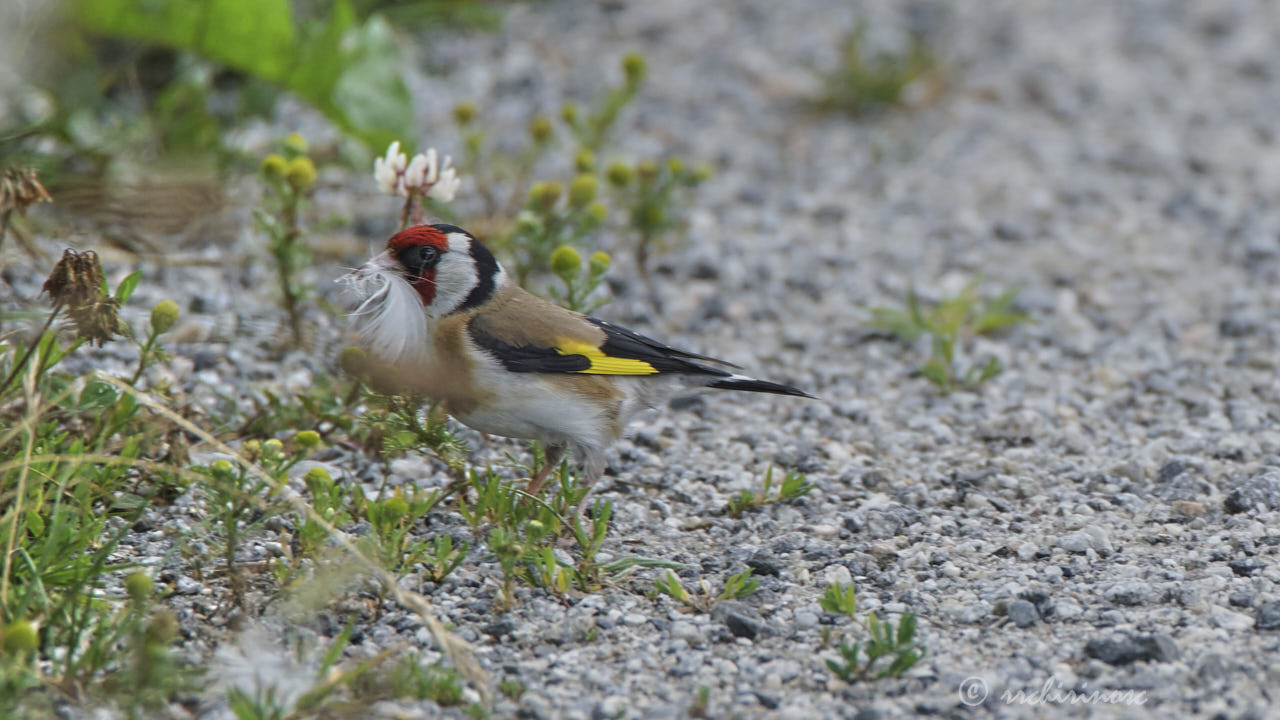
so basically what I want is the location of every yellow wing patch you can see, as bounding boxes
[555,339,658,375]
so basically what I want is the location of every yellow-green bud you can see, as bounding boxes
[666,157,685,176]
[339,346,367,377]
[638,203,664,228]
[560,102,579,126]
[242,440,261,461]
[285,157,317,193]
[294,430,322,450]
[550,246,582,279]
[261,154,288,181]
[262,438,284,458]
[527,520,546,535]
[382,496,409,523]
[145,611,177,645]
[3,620,37,654]
[150,300,179,335]
[588,251,611,277]
[529,115,553,144]
[691,163,713,184]
[622,52,647,89]
[211,459,235,477]
[283,133,309,157]
[568,174,598,209]
[514,213,542,235]
[125,572,153,603]
[636,159,659,183]
[574,149,596,173]
[606,161,632,188]
[452,102,478,127]
[528,181,562,212]
[585,201,608,225]
[304,466,332,489]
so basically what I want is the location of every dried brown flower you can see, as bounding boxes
[0,167,52,215]
[42,249,122,345]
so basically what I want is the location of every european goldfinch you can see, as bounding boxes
[342,223,812,495]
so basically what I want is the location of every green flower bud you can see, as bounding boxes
[145,611,177,645]
[294,430,322,450]
[382,496,409,523]
[529,115,553,145]
[261,154,287,181]
[588,251,611,277]
[262,437,285,459]
[638,203,664,228]
[304,466,332,494]
[605,161,632,188]
[621,52,647,89]
[285,157,317,193]
[242,440,261,461]
[550,246,582,280]
[514,212,543,235]
[3,620,38,654]
[452,102,478,127]
[574,149,596,173]
[568,174,598,209]
[636,159,659,183]
[666,157,685,176]
[125,572,153,604]
[339,346,367,378]
[691,163,713,184]
[211,459,235,478]
[527,519,545,535]
[528,181,562,212]
[585,201,608,225]
[283,133,309,158]
[560,102,579,126]
[150,300,179,335]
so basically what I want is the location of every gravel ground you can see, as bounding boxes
[7,1,1280,718]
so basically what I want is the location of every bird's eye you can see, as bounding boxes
[399,245,441,275]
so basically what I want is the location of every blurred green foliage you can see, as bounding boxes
[70,0,415,152]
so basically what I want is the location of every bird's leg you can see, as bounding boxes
[526,442,567,496]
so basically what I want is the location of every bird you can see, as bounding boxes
[341,222,813,497]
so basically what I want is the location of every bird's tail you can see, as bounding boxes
[707,374,815,399]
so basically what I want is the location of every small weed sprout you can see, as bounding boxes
[654,569,758,611]
[815,21,940,117]
[869,279,1030,393]
[257,134,317,346]
[549,246,612,314]
[820,584,924,683]
[726,466,814,516]
[608,157,710,276]
[507,179,607,287]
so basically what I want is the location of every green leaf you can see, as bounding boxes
[897,611,917,646]
[919,358,950,389]
[78,380,119,410]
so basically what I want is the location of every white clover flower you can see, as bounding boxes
[403,153,430,194]
[374,140,461,204]
[373,140,407,196]
[427,163,460,203]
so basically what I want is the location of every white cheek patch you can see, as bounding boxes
[339,261,429,363]
[424,233,479,317]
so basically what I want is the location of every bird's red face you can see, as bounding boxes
[386,225,450,307]
[342,223,505,362]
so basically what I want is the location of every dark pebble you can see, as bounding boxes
[1007,599,1039,628]
[1257,601,1280,631]
[484,617,519,637]
[1084,634,1179,666]
[713,601,765,639]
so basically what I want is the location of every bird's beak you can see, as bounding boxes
[354,249,398,278]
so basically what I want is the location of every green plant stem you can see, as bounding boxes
[0,302,62,399]
[277,197,303,345]
[128,330,159,386]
